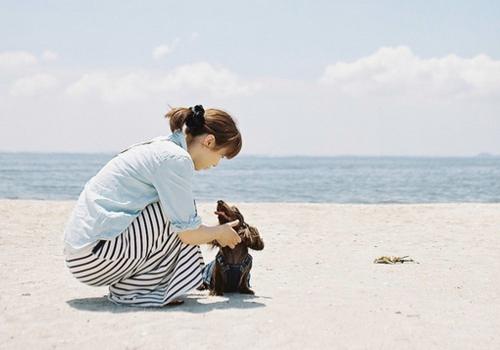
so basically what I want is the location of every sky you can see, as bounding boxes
[1,0,499,156]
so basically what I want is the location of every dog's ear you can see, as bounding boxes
[233,206,245,224]
[244,226,264,251]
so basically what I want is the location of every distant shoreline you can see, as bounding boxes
[1,198,499,206]
[1,151,499,158]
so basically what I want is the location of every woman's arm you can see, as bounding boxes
[177,220,241,248]
[148,155,240,247]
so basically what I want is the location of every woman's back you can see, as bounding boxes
[63,131,198,252]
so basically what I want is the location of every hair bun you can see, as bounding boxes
[186,105,205,131]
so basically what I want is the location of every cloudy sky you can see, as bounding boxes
[1,0,499,156]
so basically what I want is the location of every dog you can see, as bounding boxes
[200,200,264,296]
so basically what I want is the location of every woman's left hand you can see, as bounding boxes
[215,220,241,249]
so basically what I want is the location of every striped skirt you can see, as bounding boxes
[64,202,204,307]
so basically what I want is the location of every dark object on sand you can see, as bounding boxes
[200,200,264,296]
[373,256,418,264]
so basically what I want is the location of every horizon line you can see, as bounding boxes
[0,150,498,158]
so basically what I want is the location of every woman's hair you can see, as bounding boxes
[165,106,242,159]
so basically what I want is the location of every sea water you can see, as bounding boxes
[1,153,499,203]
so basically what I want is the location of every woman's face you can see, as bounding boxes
[189,134,228,171]
[197,146,227,170]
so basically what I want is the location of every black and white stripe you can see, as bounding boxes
[65,202,204,307]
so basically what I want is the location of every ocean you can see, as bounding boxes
[0,152,499,203]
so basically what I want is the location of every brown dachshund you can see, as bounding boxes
[200,200,264,296]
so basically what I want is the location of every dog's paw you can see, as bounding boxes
[210,290,224,296]
[239,288,255,295]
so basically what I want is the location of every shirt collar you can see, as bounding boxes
[168,130,188,151]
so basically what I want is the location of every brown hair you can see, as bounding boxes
[165,106,242,159]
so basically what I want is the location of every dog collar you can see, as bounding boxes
[216,252,252,273]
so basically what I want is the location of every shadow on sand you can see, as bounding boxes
[67,292,270,313]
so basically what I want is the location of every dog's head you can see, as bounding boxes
[214,200,264,251]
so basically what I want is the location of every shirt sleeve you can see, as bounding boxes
[149,154,202,233]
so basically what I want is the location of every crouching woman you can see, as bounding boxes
[63,105,242,307]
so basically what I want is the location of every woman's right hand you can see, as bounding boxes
[216,220,241,249]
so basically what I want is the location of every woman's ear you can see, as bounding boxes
[203,134,216,148]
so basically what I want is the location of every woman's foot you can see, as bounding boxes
[166,299,184,306]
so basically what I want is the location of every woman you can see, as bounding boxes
[63,105,242,307]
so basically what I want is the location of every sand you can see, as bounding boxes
[0,200,499,349]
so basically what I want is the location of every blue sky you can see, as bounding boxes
[1,1,499,155]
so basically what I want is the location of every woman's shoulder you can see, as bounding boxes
[136,139,194,178]
[115,135,193,175]
[152,136,191,162]
[120,133,189,159]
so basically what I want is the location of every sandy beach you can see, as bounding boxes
[0,199,499,349]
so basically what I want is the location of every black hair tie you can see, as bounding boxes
[186,105,205,131]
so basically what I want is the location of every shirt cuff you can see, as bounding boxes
[170,215,203,233]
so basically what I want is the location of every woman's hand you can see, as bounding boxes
[215,220,241,249]
[177,221,241,247]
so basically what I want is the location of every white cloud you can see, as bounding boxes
[66,62,260,102]
[9,73,58,96]
[152,38,180,60]
[152,45,171,60]
[320,46,500,97]
[158,62,260,97]
[0,51,38,70]
[41,50,59,61]
[2,46,499,155]
[66,71,152,101]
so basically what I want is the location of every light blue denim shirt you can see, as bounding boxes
[63,130,202,252]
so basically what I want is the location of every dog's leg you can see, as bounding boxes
[211,261,225,296]
[238,270,255,295]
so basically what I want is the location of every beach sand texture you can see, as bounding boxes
[1,200,499,349]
